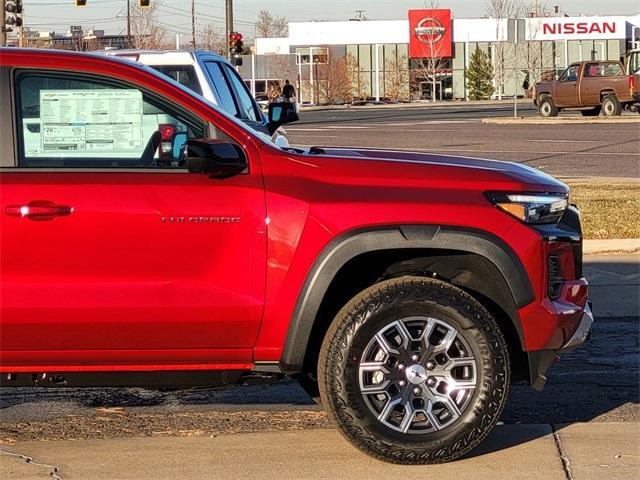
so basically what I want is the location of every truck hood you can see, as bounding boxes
[304,146,568,192]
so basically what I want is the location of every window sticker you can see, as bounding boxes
[32,89,144,157]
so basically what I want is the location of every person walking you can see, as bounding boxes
[282,79,296,103]
[268,82,282,103]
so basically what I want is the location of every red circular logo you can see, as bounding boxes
[414,17,446,44]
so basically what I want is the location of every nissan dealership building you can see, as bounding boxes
[250,9,640,103]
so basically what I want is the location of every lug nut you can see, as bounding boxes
[427,377,436,387]
[426,361,435,371]
[411,354,419,362]
[398,380,406,387]
[397,363,405,370]
[413,387,421,395]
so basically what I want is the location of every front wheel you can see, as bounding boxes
[601,95,622,116]
[538,95,558,117]
[318,276,510,464]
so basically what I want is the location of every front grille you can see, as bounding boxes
[548,255,564,299]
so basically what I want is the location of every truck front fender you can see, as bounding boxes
[279,225,534,373]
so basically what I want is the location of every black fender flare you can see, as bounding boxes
[279,225,534,373]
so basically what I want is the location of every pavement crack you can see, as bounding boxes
[0,448,62,480]
[551,425,574,480]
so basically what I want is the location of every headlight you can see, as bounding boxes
[485,192,569,224]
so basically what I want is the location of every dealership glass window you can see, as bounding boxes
[359,45,372,71]
[607,40,622,63]
[567,41,582,64]
[346,44,359,61]
[295,47,328,65]
[396,43,408,60]
[16,73,205,168]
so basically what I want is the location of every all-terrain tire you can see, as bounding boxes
[318,276,510,464]
[538,95,559,117]
[601,94,622,116]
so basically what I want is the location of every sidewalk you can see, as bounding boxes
[1,423,638,479]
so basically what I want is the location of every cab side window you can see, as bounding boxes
[16,73,206,169]
[561,65,579,82]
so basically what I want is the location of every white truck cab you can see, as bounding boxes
[103,50,294,147]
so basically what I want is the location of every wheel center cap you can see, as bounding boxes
[405,364,427,385]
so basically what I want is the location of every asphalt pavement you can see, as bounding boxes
[287,102,640,179]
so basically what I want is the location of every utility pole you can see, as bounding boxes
[18,0,23,47]
[191,0,195,49]
[225,0,233,59]
[1,0,7,46]
[126,0,131,46]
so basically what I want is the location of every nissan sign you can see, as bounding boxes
[409,9,452,58]
[528,17,624,40]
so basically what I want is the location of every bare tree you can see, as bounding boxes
[72,35,101,52]
[384,55,410,101]
[268,54,296,86]
[256,9,288,38]
[200,24,225,54]
[413,0,449,102]
[346,54,367,102]
[316,56,353,104]
[486,0,520,99]
[519,2,553,96]
[129,2,168,49]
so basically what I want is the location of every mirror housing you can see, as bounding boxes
[267,101,299,134]
[185,139,247,178]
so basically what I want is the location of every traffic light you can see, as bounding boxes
[139,0,151,8]
[75,0,87,6]
[4,1,24,32]
[229,32,240,56]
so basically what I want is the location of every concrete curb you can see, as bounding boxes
[584,238,640,255]
[482,116,640,125]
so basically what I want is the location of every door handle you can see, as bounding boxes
[5,200,73,221]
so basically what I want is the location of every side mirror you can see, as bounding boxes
[185,139,247,178]
[554,74,559,81]
[267,101,299,134]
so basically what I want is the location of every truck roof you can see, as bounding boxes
[102,49,227,66]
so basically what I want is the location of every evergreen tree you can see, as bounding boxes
[466,47,495,101]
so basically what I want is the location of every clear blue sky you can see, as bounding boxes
[23,0,639,39]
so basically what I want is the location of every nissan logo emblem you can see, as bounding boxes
[414,17,446,44]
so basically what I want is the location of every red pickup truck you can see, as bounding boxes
[0,49,592,464]
[534,60,639,116]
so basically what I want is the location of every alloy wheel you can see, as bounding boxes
[358,316,478,434]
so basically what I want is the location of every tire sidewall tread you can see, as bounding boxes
[318,276,511,464]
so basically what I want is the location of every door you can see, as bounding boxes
[420,81,442,101]
[0,70,266,369]
[554,64,581,107]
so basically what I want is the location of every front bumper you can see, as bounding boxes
[560,301,593,350]
[528,300,593,391]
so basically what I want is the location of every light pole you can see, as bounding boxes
[225,0,233,59]
[1,1,7,46]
